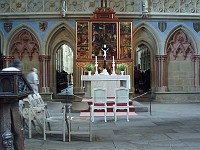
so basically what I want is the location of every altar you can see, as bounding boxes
[81,75,130,98]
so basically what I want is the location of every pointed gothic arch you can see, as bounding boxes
[9,29,40,60]
[4,25,42,89]
[132,22,161,91]
[45,22,75,55]
[133,22,162,54]
[165,25,198,92]
[44,22,76,97]
[165,24,197,58]
[5,25,42,56]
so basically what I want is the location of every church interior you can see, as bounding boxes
[0,0,200,103]
[1,0,200,149]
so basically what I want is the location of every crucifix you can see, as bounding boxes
[101,44,109,69]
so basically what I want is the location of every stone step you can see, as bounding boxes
[133,101,148,112]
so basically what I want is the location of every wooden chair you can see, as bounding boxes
[113,87,130,122]
[91,88,107,122]
[43,101,67,141]
[68,101,92,142]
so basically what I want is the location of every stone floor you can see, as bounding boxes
[25,102,200,150]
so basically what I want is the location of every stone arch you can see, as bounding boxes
[133,22,162,54]
[165,24,197,58]
[10,29,40,60]
[165,25,197,92]
[4,25,42,84]
[45,22,75,55]
[44,22,75,96]
[5,25,42,56]
[133,22,161,91]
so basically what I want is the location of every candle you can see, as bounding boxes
[112,56,114,62]
[103,44,106,48]
[95,56,97,63]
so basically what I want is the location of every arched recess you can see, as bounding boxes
[165,24,198,55]
[132,22,161,91]
[5,25,42,56]
[45,22,75,97]
[6,26,41,77]
[165,25,197,92]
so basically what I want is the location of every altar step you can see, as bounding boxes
[81,98,135,113]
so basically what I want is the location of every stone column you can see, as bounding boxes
[1,56,14,68]
[192,55,200,91]
[155,55,168,92]
[39,55,51,93]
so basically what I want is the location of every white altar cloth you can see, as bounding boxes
[81,75,130,97]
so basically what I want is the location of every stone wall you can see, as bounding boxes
[156,92,200,103]
[168,53,193,92]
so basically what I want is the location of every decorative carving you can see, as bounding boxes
[92,7,117,19]
[149,0,164,12]
[158,21,167,32]
[191,55,200,62]
[39,55,50,61]
[108,0,124,12]
[11,0,26,12]
[166,30,195,60]
[10,29,39,60]
[125,0,141,12]
[149,0,200,14]
[2,129,13,150]
[76,62,87,68]
[39,22,48,31]
[1,0,200,14]
[83,0,100,12]
[193,22,200,32]
[0,1,10,13]
[155,55,168,62]
[44,0,60,12]
[4,23,12,33]
[28,0,43,12]
[67,0,82,11]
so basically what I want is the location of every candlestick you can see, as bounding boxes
[94,56,99,76]
[95,56,97,63]
[111,58,116,76]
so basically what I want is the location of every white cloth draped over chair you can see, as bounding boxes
[113,87,130,122]
[91,88,107,122]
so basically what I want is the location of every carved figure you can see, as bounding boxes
[101,44,109,60]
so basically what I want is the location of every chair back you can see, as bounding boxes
[115,87,129,104]
[46,101,65,117]
[92,88,107,104]
[32,93,44,105]
[28,94,38,107]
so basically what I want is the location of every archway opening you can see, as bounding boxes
[56,44,73,95]
[134,44,151,93]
